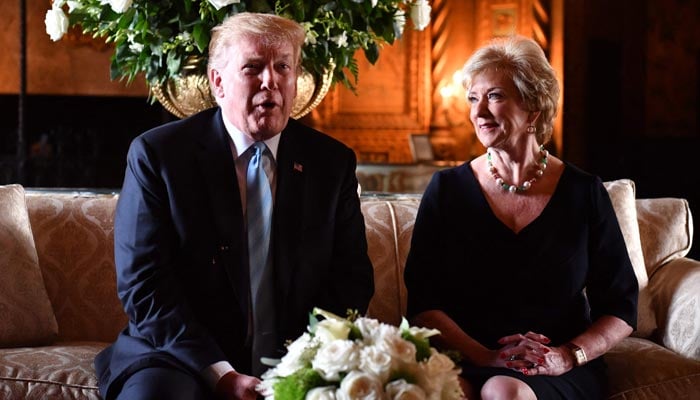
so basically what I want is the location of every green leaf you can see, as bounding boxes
[272,368,328,400]
[166,50,182,78]
[348,326,362,341]
[399,317,410,332]
[364,42,379,64]
[109,56,121,81]
[322,2,338,12]
[118,8,135,30]
[401,330,432,362]
[308,312,319,334]
[192,24,209,53]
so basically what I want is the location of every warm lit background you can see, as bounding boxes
[1,0,698,258]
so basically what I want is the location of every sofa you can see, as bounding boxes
[0,180,698,399]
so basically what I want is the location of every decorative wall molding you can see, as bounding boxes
[309,26,431,163]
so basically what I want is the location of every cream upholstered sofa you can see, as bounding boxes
[0,180,698,399]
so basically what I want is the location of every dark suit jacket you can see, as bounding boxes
[94,107,374,399]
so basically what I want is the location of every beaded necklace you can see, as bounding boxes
[487,145,549,194]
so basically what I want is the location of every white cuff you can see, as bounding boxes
[202,361,235,390]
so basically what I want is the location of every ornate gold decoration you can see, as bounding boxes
[291,63,334,119]
[150,56,215,119]
[151,56,333,120]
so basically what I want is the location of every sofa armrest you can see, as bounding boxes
[647,257,700,360]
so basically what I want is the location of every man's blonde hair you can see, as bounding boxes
[208,12,306,75]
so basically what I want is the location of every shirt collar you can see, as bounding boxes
[222,112,281,160]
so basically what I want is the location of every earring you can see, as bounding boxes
[526,125,536,134]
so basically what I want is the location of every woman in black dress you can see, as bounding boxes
[404,36,638,400]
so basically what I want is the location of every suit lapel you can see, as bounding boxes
[195,109,248,317]
[274,121,306,307]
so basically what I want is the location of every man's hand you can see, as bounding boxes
[215,371,261,400]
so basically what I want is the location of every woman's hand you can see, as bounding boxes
[528,345,576,376]
[496,332,574,376]
[468,333,542,369]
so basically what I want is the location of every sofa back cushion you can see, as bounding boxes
[600,180,660,338]
[602,180,648,290]
[0,185,58,347]
[25,190,127,342]
[362,196,421,325]
[22,185,692,343]
[636,197,693,277]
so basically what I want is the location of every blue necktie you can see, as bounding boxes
[246,142,276,376]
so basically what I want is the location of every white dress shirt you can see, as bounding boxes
[202,113,281,389]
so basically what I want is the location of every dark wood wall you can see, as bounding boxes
[563,0,700,259]
[0,95,172,187]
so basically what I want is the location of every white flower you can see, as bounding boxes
[307,386,338,400]
[207,0,240,10]
[331,31,348,48]
[394,9,407,37]
[385,379,427,400]
[336,371,384,400]
[377,328,417,366]
[410,0,431,31]
[315,317,352,344]
[354,317,381,344]
[417,350,463,399]
[359,345,393,382]
[256,377,277,400]
[108,0,133,13]
[129,42,144,53]
[423,350,456,377]
[274,332,317,377]
[45,6,69,42]
[312,340,359,381]
[303,23,319,45]
[371,321,401,344]
[440,377,464,400]
[371,0,378,7]
[127,33,144,53]
[407,326,441,341]
[66,1,80,12]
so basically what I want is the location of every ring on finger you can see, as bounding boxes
[508,355,517,361]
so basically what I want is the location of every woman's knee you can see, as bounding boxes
[481,375,536,400]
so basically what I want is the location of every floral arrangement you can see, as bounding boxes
[44,0,431,91]
[258,308,463,400]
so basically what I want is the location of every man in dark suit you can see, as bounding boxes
[94,12,374,400]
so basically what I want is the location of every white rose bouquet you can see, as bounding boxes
[258,308,463,400]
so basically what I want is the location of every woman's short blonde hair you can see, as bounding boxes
[207,12,306,75]
[462,35,560,144]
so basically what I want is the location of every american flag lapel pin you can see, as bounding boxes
[293,162,303,172]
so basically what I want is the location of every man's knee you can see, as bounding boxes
[116,367,210,400]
